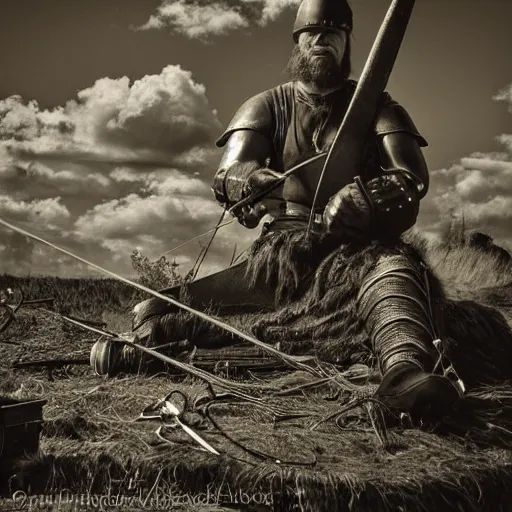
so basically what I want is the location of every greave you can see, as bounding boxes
[357,254,438,376]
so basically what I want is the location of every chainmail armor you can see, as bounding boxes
[357,255,438,375]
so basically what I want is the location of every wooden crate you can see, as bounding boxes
[0,397,47,479]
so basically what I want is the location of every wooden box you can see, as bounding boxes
[0,397,46,479]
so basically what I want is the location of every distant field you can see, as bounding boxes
[0,274,142,318]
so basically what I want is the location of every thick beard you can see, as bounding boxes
[285,45,346,91]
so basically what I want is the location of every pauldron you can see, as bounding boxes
[374,96,427,147]
[373,96,429,199]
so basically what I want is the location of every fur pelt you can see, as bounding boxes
[244,230,435,363]
[133,227,512,390]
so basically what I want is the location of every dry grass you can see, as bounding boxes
[1,229,512,511]
[0,274,141,319]
[1,307,512,511]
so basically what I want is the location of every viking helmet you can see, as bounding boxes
[293,0,353,43]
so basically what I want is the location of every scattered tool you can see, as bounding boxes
[138,390,220,455]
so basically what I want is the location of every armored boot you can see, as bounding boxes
[90,336,142,377]
[90,334,193,377]
[357,254,463,421]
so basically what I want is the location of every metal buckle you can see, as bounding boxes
[432,338,465,395]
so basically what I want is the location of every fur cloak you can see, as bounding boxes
[136,227,512,392]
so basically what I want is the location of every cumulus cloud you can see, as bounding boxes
[72,170,257,276]
[0,195,75,276]
[0,160,112,203]
[257,0,302,24]
[0,64,238,278]
[138,1,249,37]
[74,172,216,248]
[136,0,300,38]
[418,83,512,250]
[0,195,70,229]
[1,65,221,169]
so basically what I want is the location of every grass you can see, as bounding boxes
[0,274,141,319]
[1,227,512,511]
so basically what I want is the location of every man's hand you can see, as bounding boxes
[231,202,269,229]
[322,182,373,239]
[231,168,284,229]
[323,173,421,241]
[243,168,284,198]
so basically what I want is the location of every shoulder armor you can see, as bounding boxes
[374,94,428,147]
[216,90,275,148]
[216,83,294,148]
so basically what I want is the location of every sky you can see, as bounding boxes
[0,0,511,278]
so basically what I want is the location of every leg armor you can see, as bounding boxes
[90,261,276,377]
[358,254,438,374]
[357,254,463,419]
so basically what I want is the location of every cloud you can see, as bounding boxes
[0,64,242,278]
[72,170,257,276]
[137,1,249,37]
[135,0,300,39]
[418,83,512,249]
[74,172,216,249]
[257,0,302,24]
[494,84,512,113]
[0,159,113,203]
[0,195,75,276]
[0,195,70,228]
[1,65,221,168]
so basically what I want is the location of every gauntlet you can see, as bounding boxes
[212,162,284,228]
[323,171,421,240]
[363,171,419,214]
[235,168,284,229]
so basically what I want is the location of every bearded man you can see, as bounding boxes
[104,0,463,421]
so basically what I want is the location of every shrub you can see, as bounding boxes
[130,250,190,291]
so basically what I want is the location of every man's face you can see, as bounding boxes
[286,28,349,90]
[297,29,347,68]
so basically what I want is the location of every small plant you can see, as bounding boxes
[130,250,190,291]
[438,210,468,248]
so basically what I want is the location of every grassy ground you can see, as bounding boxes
[0,277,282,511]
[1,256,512,511]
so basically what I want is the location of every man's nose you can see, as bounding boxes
[312,32,329,45]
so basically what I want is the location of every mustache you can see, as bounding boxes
[304,44,335,56]
[309,44,335,53]
[285,44,346,90]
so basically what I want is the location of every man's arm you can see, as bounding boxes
[212,90,285,227]
[370,100,429,237]
[375,98,429,196]
[323,98,429,240]
[212,130,275,207]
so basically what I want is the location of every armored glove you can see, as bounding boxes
[213,162,284,228]
[243,168,284,198]
[323,172,420,240]
[323,181,372,239]
[235,169,284,228]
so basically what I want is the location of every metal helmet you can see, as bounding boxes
[292,0,353,43]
